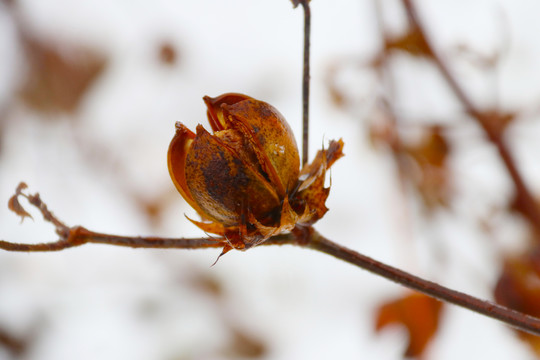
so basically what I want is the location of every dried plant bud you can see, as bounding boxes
[168,93,343,251]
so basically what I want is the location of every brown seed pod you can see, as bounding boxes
[168,93,343,252]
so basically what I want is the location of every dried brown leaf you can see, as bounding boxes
[158,42,177,65]
[296,139,344,224]
[0,326,27,357]
[384,26,432,58]
[375,293,443,358]
[402,126,451,209]
[478,109,517,140]
[19,34,106,114]
[404,127,449,168]
[222,328,267,359]
[7,182,32,222]
[494,247,540,355]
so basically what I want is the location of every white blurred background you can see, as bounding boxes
[1,0,540,359]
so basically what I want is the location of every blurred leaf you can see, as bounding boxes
[188,272,223,298]
[368,113,399,150]
[403,126,451,210]
[18,34,106,114]
[478,109,516,142]
[404,127,449,168]
[369,119,452,210]
[375,292,443,358]
[494,247,540,355]
[132,188,179,230]
[325,62,347,108]
[324,58,374,111]
[384,26,432,58]
[0,326,27,357]
[222,328,267,359]
[158,42,178,65]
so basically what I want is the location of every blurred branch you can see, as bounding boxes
[0,327,26,357]
[3,183,540,336]
[401,0,540,231]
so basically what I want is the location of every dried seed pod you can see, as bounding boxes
[168,93,343,251]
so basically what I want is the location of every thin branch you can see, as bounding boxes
[0,228,295,252]
[0,184,297,252]
[3,184,540,336]
[304,230,540,337]
[0,327,26,357]
[1,185,226,251]
[400,0,540,230]
[0,228,224,251]
[299,0,311,167]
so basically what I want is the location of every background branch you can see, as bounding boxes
[401,0,540,231]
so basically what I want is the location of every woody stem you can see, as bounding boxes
[0,226,225,251]
[300,0,311,167]
[3,185,540,336]
[301,229,540,337]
